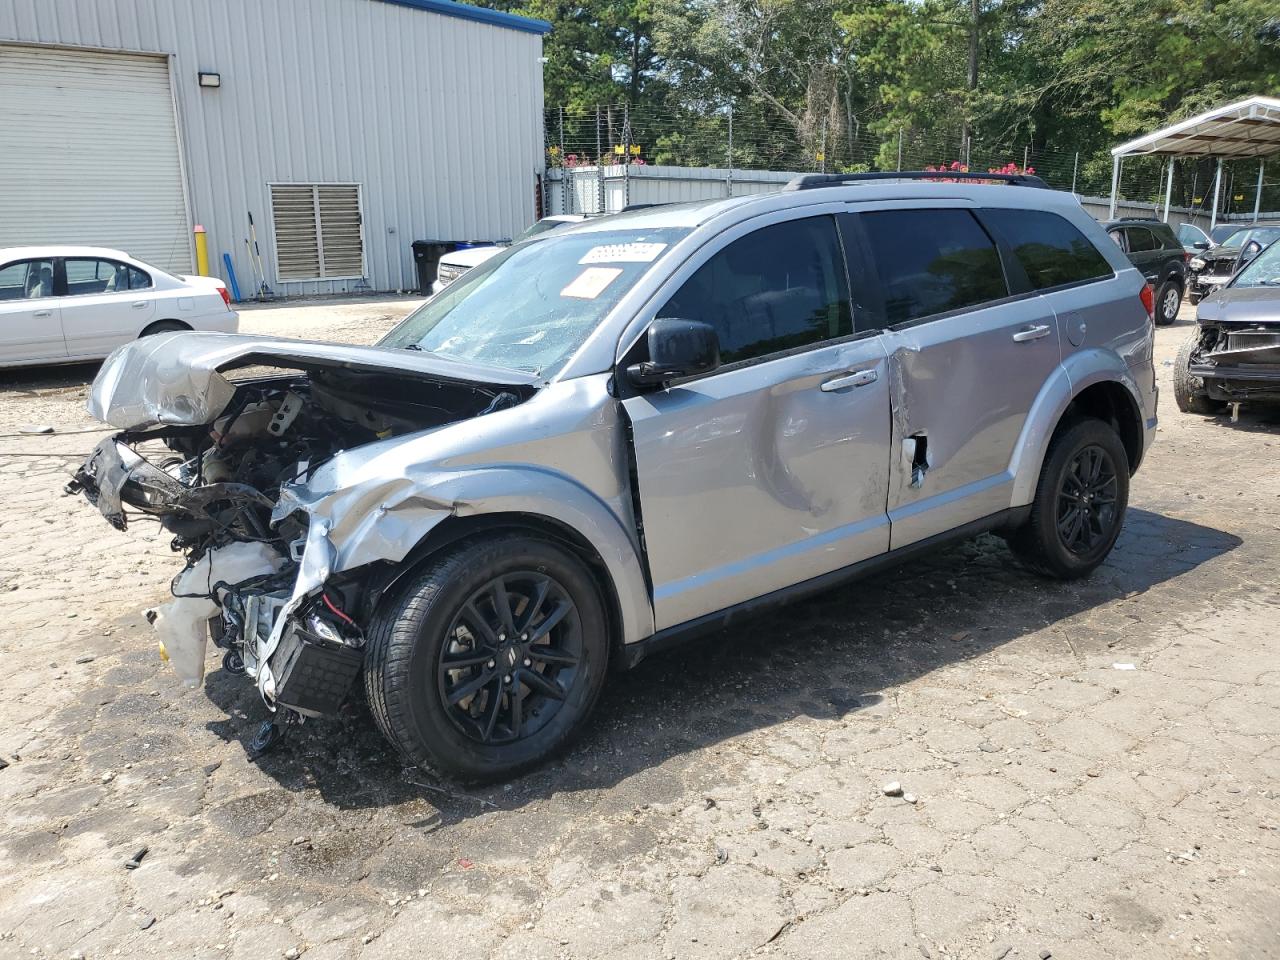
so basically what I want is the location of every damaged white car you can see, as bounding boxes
[70,174,1157,780]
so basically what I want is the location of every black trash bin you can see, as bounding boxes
[411,240,458,293]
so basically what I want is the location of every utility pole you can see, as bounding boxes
[596,104,604,214]
[726,105,734,197]
[1071,152,1079,194]
[963,0,979,148]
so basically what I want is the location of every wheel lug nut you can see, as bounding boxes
[486,659,495,669]
[504,674,512,683]
[521,634,528,641]
[523,657,531,667]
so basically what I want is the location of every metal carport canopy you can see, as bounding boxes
[1107,96,1280,228]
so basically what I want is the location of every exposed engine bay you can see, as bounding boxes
[69,340,535,736]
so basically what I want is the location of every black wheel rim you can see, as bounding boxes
[436,572,582,745]
[1056,444,1119,556]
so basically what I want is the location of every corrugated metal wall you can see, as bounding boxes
[0,0,545,294]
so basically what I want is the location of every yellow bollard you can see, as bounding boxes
[193,224,210,276]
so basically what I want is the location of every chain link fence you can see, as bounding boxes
[545,103,1276,221]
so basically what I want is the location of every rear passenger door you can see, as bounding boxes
[844,205,1062,549]
[59,257,156,357]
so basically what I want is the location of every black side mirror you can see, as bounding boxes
[1193,240,1210,250]
[626,318,720,387]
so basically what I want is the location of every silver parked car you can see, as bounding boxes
[70,173,1158,780]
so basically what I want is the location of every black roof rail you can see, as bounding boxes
[783,170,1051,191]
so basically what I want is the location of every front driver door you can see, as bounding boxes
[621,213,892,632]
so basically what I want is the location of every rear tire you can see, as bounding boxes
[1154,280,1181,326]
[364,534,609,782]
[1173,334,1223,415]
[1008,418,1130,579]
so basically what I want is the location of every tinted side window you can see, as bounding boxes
[0,259,55,301]
[983,209,1114,291]
[658,216,852,364]
[129,267,152,290]
[1125,227,1158,252]
[65,258,132,295]
[858,209,1006,325]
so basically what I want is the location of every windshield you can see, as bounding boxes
[1231,240,1280,288]
[379,226,689,376]
[1221,227,1280,249]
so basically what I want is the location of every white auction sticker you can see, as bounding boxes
[579,242,667,264]
[561,266,623,299]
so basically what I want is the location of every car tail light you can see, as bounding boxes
[217,285,232,309]
[1139,283,1155,322]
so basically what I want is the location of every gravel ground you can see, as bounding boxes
[0,296,1277,960]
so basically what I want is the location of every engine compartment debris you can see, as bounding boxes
[67,335,537,724]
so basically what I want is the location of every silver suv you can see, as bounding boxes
[71,173,1158,780]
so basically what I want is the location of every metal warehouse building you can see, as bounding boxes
[0,0,549,295]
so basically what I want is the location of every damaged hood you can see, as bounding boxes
[1199,287,1280,326]
[88,331,541,429]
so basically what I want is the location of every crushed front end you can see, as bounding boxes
[1187,311,1280,404]
[67,333,537,735]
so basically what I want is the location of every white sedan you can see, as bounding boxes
[0,245,238,368]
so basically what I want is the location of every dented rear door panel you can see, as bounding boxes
[879,297,1061,548]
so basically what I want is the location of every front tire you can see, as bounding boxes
[1154,280,1181,326]
[1008,418,1130,579]
[1173,333,1223,414]
[364,534,610,782]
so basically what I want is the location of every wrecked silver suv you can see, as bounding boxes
[71,173,1157,780]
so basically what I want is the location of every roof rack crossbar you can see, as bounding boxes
[783,171,1051,191]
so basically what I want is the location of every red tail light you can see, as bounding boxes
[1139,283,1155,322]
[1183,250,1191,263]
[217,285,232,309]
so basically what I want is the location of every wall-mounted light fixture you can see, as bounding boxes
[198,72,221,88]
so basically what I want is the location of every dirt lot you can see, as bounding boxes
[1,297,1278,960]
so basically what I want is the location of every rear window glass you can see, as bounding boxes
[984,210,1113,290]
[858,209,1007,325]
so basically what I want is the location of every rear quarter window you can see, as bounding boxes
[982,209,1114,291]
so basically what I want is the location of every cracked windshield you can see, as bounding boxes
[379,227,690,375]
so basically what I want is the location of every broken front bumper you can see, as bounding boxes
[68,438,367,718]
[1190,326,1280,401]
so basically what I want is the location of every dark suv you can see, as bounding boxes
[1103,219,1188,325]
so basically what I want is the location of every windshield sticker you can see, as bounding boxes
[561,266,623,300]
[579,242,668,264]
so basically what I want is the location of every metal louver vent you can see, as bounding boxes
[269,183,365,282]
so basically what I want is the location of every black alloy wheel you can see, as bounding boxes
[1007,417,1130,579]
[436,572,583,745]
[364,533,609,781]
[1055,444,1119,556]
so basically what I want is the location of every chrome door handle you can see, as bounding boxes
[132,300,148,308]
[821,369,878,392]
[1012,324,1051,343]
[32,310,52,318]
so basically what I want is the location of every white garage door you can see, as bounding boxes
[0,44,192,273]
